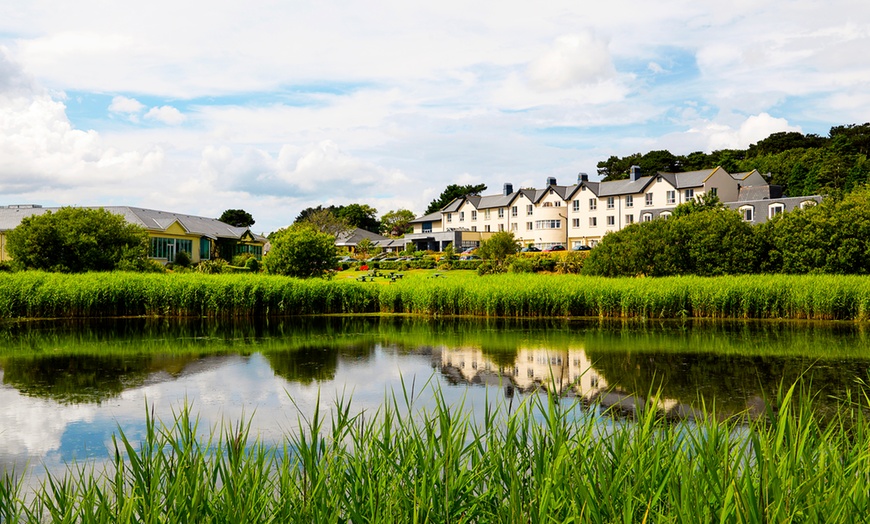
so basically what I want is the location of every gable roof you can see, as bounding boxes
[409,211,442,224]
[335,227,388,246]
[0,205,266,242]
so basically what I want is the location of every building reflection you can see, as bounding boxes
[435,346,691,418]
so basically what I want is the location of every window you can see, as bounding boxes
[661,211,672,220]
[446,214,452,223]
[471,226,477,232]
[511,206,518,217]
[666,191,676,205]
[769,204,784,219]
[589,217,597,227]
[685,189,694,200]
[498,208,505,218]
[471,210,477,221]
[485,210,491,220]
[511,223,518,231]
[526,205,533,216]
[535,220,561,229]
[554,201,562,207]
[572,218,580,227]
[459,211,465,222]
[543,202,553,207]
[625,214,634,224]
[626,195,633,208]
[235,243,263,259]
[485,225,491,232]
[741,206,754,222]
[607,196,615,209]
[642,213,652,222]
[150,237,194,260]
[200,238,211,260]
[800,200,817,210]
[526,222,533,230]
[606,216,615,226]
[710,187,718,196]
[422,221,433,233]
[645,193,653,206]
[572,200,580,212]
[589,199,597,211]
[498,224,504,232]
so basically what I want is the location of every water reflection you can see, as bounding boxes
[2,316,870,476]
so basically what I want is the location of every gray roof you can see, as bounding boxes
[725,196,823,224]
[409,211,442,224]
[737,185,783,201]
[658,169,716,189]
[335,227,388,246]
[0,205,266,242]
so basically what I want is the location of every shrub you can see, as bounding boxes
[508,256,534,273]
[174,250,192,268]
[196,259,229,274]
[244,257,260,272]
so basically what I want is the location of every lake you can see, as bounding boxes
[2,316,869,482]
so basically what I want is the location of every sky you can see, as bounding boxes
[0,0,868,234]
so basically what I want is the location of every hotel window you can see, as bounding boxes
[446,214,452,223]
[498,224,504,232]
[511,206,518,217]
[642,213,652,222]
[526,222,533,230]
[685,189,694,200]
[498,208,505,218]
[471,226,477,232]
[607,197,615,209]
[534,220,561,229]
[606,216,615,226]
[543,202,553,207]
[741,206,754,222]
[709,187,718,196]
[625,214,634,224]
[485,210,491,219]
[200,238,211,260]
[526,205,533,215]
[645,193,653,206]
[485,225,491,232]
[471,210,477,221]
[459,211,465,221]
[511,223,518,231]
[626,195,634,208]
[769,204,784,219]
[554,201,561,207]
[666,191,676,205]
[661,212,672,220]
[572,200,580,212]
[589,217,597,227]
[572,218,580,227]
[589,199,597,211]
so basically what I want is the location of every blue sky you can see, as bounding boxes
[0,0,868,233]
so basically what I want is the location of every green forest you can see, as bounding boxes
[597,123,870,197]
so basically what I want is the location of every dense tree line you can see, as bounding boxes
[583,187,870,277]
[597,123,870,197]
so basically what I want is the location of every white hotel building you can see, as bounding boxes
[404,167,821,252]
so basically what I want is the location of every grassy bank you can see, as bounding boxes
[3,382,869,522]
[1,271,870,320]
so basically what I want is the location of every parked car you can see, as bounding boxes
[520,246,541,252]
[459,255,480,260]
[543,245,566,252]
[460,247,477,254]
[573,245,592,251]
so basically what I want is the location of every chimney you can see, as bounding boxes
[546,177,557,186]
[630,165,641,182]
[578,172,588,183]
[503,183,514,196]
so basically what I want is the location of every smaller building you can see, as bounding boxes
[0,205,267,263]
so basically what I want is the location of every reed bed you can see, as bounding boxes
[2,271,870,320]
[3,381,870,523]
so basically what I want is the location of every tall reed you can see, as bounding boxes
[3,380,870,522]
[2,271,870,320]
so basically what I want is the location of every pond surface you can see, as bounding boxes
[2,316,870,481]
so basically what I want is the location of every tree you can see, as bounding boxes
[380,209,416,237]
[355,237,375,259]
[218,209,255,228]
[337,204,380,233]
[477,231,520,266]
[5,207,150,272]
[264,224,338,278]
[297,208,353,237]
[425,184,487,215]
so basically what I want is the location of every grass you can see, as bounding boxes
[2,271,870,320]
[3,379,870,522]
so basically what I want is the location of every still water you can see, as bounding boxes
[2,316,870,480]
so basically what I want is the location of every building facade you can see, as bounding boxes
[408,167,822,251]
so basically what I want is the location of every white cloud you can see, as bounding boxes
[527,33,616,91]
[108,95,145,114]
[145,105,186,125]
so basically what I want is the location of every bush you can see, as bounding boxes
[196,259,229,274]
[265,225,338,278]
[476,260,506,275]
[174,250,192,268]
[508,256,534,273]
[244,257,260,272]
